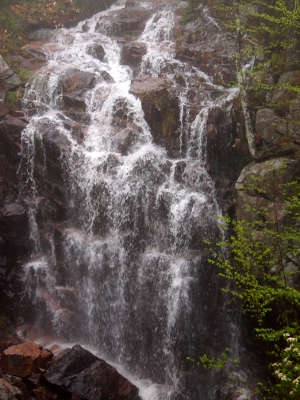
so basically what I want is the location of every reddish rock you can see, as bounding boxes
[96,7,150,36]
[1,342,53,378]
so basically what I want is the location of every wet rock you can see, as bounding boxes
[87,43,106,62]
[0,58,21,101]
[36,118,71,184]
[0,116,28,161]
[62,69,96,111]
[0,378,22,400]
[121,42,147,68]
[95,7,150,37]
[62,120,88,144]
[1,342,53,378]
[112,127,137,155]
[130,76,180,157]
[44,344,141,400]
[0,202,29,252]
[100,71,114,83]
[174,9,236,84]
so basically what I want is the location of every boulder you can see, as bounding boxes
[87,43,106,62]
[95,7,150,37]
[62,69,96,111]
[0,58,21,101]
[130,76,180,157]
[121,42,147,68]
[112,127,137,155]
[1,342,53,377]
[44,344,141,400]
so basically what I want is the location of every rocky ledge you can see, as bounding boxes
[0,331,141,400]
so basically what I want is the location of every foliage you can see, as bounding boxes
[5,90,18,109]
[205,164,300,399]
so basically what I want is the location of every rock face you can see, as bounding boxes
[173,7,236,84]
[3,0,295,399]
[130,76,181,156]
[45,345,141,400]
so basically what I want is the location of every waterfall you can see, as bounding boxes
[19,1,242,399]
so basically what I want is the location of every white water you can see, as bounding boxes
[20,1,240,399]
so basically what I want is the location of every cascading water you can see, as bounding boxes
[19,1,244,399]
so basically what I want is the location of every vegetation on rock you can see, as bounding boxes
[203,161,300,398]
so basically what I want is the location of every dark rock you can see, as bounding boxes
[100,71,114,83]
[34,118,71,185]
[87,43,106,62]
[62,69,96,111]
[121,42,147,68]
[44,345,141,400]
[112,128,137,155]
[0,117,28,162]
[95,7,150,37]
[0,202,29,249]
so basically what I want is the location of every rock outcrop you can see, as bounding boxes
[0,334,141,400]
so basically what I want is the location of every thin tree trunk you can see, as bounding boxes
[235,0,256,158]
